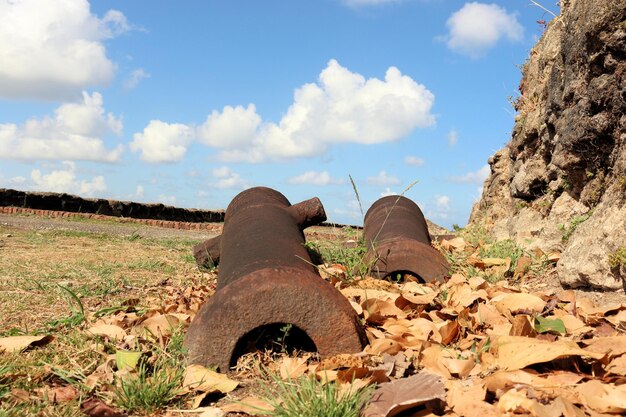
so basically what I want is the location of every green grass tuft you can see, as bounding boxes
[113,327,187,414]
[609,247,626,269]
[257,372,374,417]
[558,213,591,243]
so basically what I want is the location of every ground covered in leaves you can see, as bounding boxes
[1,214,626,416]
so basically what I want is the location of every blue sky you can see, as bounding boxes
[0,0,558,227]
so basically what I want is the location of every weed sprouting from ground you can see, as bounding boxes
[609,247,626,268]
[113,328,187,414]
[45,285,86,331]
[480,239,524,273]
[0,366,10,400]
[558,212,591,243]
[305,230,369,282]
[114,361,183,414]
[437,225,533,283]
[257,372,374,417]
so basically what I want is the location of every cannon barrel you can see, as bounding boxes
[192,196,326,269]
[363,195,449,282]
[185,187,367,371]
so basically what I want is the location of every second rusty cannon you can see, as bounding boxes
[185,187,367,371]
[363,195,449,282]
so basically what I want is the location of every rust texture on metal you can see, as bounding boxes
[192,196,326,269]
[185,187,367,371]
[363,195,449,282]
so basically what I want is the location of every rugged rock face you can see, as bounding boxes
[470,0,626,290]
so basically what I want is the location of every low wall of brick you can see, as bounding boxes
[0,188,225,229]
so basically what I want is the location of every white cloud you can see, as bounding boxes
[404,156,425,167]
[130,120,194,163]
[476,185,484,201]
[366,170,401,186]
[447,129,459,147]
[444,2,523,58]
[0,173,27,187]
[333,198,363,222]
[435,195,450,210]
[197,104,261,149]
[135,60,435,163]
[380,188,398,197]
[288,171,343,186]
[0,91,123,162]
[0,0,130,99]
[29,161,107,197]
[158,194,177,205]
[448,164,490,184]
[256,59,435,158]
[429,194,452,220]
[211,166,249,190]
[123,68,150,91]
[135,185,144,198]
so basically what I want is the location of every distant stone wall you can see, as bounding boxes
[0,188,225,224]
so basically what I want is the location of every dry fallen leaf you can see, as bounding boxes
[182,364,239,394]
[496,388,539,414]
[513,256,532,279]
[576,380,626,414]
[492,336,605,370]
[37,385,78,403]
[582,336,626,358]
[440,237,466,252]
[447,379,500,416]
[366,338,403,356]
[0,335,53,353]
[131,313,182,338]
[222,397,274,415]
[362,372,445,417]
[81,398,124,417]
[86,324,127,341]
[606,354,626,376]
[197,407,225,417]
[493,293,546,316]
[279,356,309,380]
[318,353,363,370]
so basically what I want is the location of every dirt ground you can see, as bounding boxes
[1,210,626,417]
[2,211,624,309]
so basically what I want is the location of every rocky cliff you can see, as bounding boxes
[469,0,626,290]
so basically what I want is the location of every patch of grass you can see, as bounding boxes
[0,365,10,400]
[0,329,102,416]
[480,239,524,273]
[558,213,591,243]
[113,328,187,414]
[45,285,86,331]
[127,259,176,274]
[0,400,82,417]
[258,372,374,417]
[460,225,493,247]
[114,361,183,414]
[305,233,370,282]
[0,225,207,332]
[609,247,626,268]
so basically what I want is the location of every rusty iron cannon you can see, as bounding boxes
[185,187,367,371]
[363,195,449,282]
[192,194,326,270]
